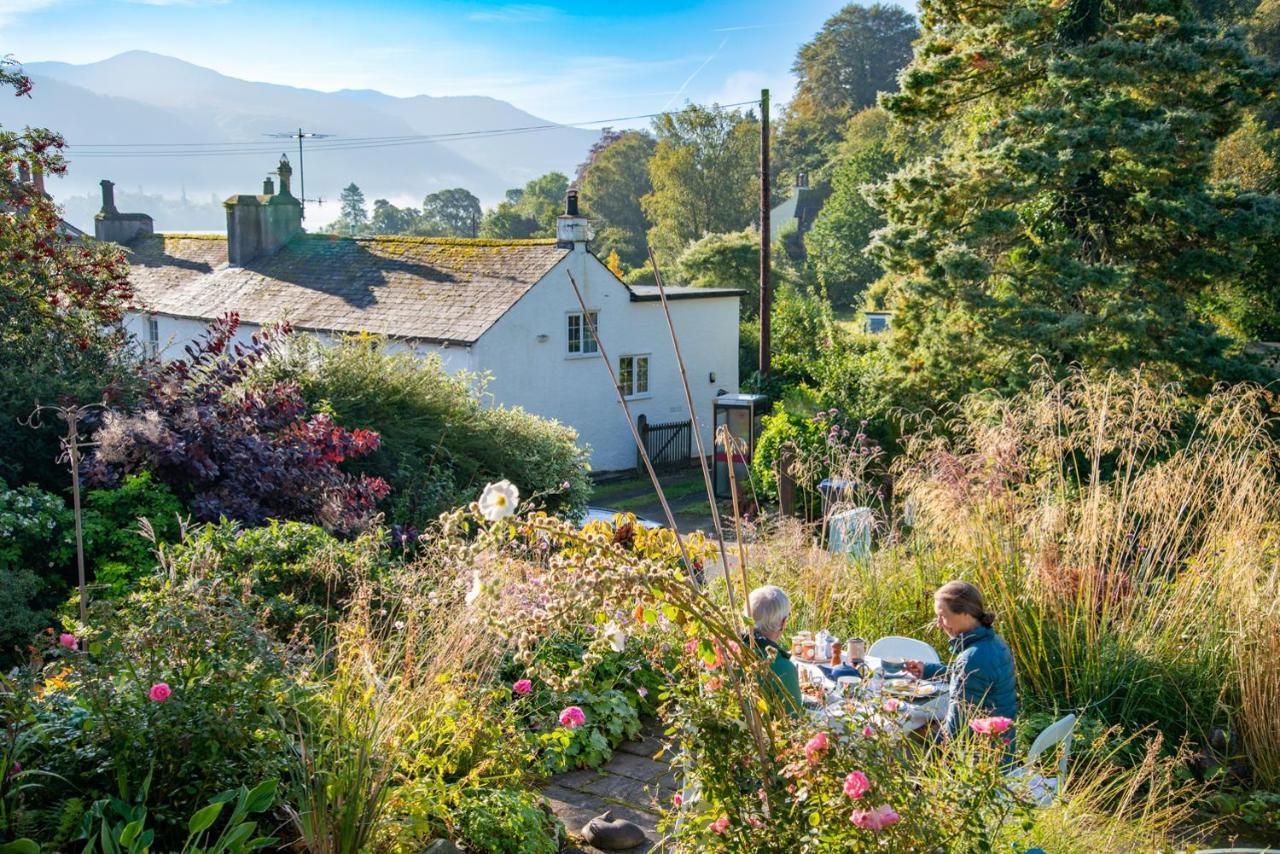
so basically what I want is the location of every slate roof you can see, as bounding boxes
[628,285,745,302]
[124,232,570,345]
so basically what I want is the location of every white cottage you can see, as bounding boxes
[101,159,742,472]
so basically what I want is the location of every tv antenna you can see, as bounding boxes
[264,128,332,219]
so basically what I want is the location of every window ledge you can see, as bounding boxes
[624,393,653,401]
[565,352,601,360]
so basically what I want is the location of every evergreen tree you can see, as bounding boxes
[338,183,368,236]
[869,0,1280,406]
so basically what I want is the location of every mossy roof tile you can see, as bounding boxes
[124,233,569,344]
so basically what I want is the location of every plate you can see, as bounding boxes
[885,677,913,690]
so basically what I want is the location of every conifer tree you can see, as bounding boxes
[869,0,1280,405]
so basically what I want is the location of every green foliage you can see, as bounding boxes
[454,788,561,854]
[480,173,569,239]
[335,183,367,236]
[79,779,278,854]
[266,335,590,528]
[806,108,898,310]
[674,229,798,320]
[161,519,384,642]
[81,473,181,599]
[368,199,421,236]
[778,3,918,183]
[751,403,829,501]
[32,572,291,843]
[643,104,760,265]
[770,283,836,386]
[419,188,482,238]
[579,131,656,267]
[0,485,73,663]
[870,0,1280,408]
[536,688,640,774]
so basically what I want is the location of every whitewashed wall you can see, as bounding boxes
[121,244,740,473]
[473,248,740,471]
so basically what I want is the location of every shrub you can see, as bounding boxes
[29,570,292,844]
[161,519,386,643]
[264,335,590,529]
[84,314,389,532]
[454,788,561,854]
[0,484,74,664]
[81,472,181,598]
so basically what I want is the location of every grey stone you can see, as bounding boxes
[582,810,648,850]
[602,752,668,783]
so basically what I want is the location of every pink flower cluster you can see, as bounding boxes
[58,633,78,651]
[850,804,899,831]
[709,814,730,834]
[803,731,830,764]
[558,706,586,729]
[969,716,1013,736]
[843,770,871,800]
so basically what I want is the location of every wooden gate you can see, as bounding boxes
[637,414,692,471]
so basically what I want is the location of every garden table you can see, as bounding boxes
[797,659,948,734]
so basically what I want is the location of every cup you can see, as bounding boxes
[847,637,866,661]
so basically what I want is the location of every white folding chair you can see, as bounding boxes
[867,635,941,665]
[1009,713,1077,806]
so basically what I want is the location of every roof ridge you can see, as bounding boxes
[151,232,226,240]
[303,233,560,248]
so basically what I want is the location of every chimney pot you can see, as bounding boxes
[796,172,808,189]
[276,154,293,196]
[99,179,118,214]
[565,189,579,217]
[263,176,275,195]
[17,162,30,184]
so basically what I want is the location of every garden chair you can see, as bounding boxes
[1007,713,1077,807]
[867,635,941,665]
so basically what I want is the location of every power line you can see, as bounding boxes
[60,100,763,158]
[265,129,331,220]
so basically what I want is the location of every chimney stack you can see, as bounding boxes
[556,189,591,248]
[225,156,301,266]
[94,178,153,244]
[32,165,44,197]
[796,172,808,190]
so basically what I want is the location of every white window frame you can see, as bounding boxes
[566,310,599,357]
[619,353,651,399]
[146,315,160,356]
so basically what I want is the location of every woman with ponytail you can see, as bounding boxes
[905,581,1018,750]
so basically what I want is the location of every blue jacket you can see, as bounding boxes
[922,625,1017,743]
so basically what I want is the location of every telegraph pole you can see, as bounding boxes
[264,128,332,219]
[759,88,772,378]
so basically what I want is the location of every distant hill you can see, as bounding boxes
[3,51,599,231]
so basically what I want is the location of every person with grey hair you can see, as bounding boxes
[746,585,802,716]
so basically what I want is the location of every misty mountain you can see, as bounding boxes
[2,51,599,231]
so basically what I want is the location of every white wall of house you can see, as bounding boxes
[121,243,740,473]
[473,247,740,471]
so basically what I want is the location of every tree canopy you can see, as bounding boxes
[642,104,759,266]
[579,131,655,268]
[480,172,569,239]
[868,0,1280,407]
[421,187,482,238]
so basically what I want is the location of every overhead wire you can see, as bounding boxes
[63,99,763,158]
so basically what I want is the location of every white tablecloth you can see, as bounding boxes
[798,660,948,733]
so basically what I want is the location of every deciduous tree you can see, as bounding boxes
[419,187,482,237]
[579,131,655,267]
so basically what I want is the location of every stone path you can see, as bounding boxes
[543,720,678,853]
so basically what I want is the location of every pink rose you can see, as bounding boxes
[637,686,648,698]
[970,716,1013,736]
[513,679,533,696]
[673,793,683,807]
[883,697,901,713]
[148,683,172,703]
[843,770,871,800]
[558,706,586,729]
[58,633,78,650]
[803,731,830,764]
[746,816,764,828]
[850,803,900,831]
[862,726,875,738]
[709,814,730,834]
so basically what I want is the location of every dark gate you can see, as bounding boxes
[637,414,692,471]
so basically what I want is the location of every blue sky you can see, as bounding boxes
[0,0,906,123]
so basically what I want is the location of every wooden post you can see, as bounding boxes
[777,444,796,518]
[759,88,771,378]
[64,413,87,623]
[636,413,648,474]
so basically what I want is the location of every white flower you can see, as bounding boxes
[478,480,520,522]
[603,621,627,653]
[465,570,486,605]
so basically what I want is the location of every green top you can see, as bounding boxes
[752,633,803,717]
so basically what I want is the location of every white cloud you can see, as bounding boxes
[0,0,61,27]
[709,69,793,113]
[467,4,557,24]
